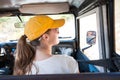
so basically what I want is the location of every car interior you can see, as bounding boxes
[0,0,120,80]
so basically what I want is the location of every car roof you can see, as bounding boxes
[0,0,85,16]
[0,0,85,8]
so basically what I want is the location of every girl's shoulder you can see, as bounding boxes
[53,54,70,57]
[53,55,75,61]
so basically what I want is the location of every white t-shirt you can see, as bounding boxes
[27,55,79,75]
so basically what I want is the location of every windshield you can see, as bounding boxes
[0,14,75,43]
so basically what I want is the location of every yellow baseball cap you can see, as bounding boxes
[24,15,65,41]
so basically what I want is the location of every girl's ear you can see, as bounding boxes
[41,34,49,40]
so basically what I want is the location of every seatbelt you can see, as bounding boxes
[77,57,120,71]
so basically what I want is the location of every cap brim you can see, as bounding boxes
[51,19,65,28]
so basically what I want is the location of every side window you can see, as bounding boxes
[78,12,100,60]
[115,0,120,55]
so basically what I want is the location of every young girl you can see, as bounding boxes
[13,15,79,75]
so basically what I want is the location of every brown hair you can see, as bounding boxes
[13,35,38,75]
[13,29,51,75]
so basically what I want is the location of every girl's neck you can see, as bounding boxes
[34,46,52,61]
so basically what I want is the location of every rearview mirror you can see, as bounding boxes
[86,31,96,45]
[14,22,25,28]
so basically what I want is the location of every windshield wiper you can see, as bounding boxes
[9,40,18,42]
[59,37,72,39]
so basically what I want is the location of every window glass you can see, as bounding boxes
[48,14,75,41]
[79,13,100,60]
[115,0,120,55]
[0,14,75,43]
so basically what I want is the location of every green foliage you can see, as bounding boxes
[0,17,10,23]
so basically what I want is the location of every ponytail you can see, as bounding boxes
[13,35,35,75]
